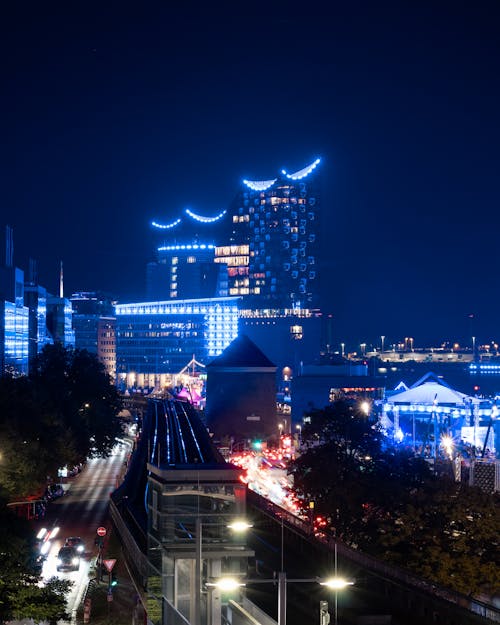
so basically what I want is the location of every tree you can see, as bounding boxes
[289,400,500,597]
[290,400,385,541]
[0,496,72,623]
[0,344,123,499]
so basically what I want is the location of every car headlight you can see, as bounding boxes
[57,558,62,566]
[72,557,79,565]
[77,545,84,553]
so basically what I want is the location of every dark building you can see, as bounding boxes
[291,363,385,422]
[205,334,277,442]
[239,307,323,384]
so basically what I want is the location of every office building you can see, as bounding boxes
[0,265,29,375]
[71,292,116,379]
[115,296,239,390]
[148,209,228,301]
[222,157,321,309]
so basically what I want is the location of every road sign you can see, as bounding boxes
[97,526,107,537]
[103,558,116,572]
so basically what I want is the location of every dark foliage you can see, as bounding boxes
[289,400,500,596]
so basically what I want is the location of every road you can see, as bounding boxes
[33,441,131,624]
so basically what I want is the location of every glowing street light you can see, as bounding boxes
[441,434,454,460]
[206,577,245,592]
[227,520,253,533]
[360,400,370,416]
[195,518,252,625]
[320,577,355,625]
[320,577,354,590]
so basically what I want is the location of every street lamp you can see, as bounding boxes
[209,573,354,625]
[320,577,355,625]
[195,518,252,625]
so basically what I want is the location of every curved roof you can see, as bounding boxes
[243,157,321,191]
[152,208,227,230]
[242,179,277,191]
[285,158,321,180]
[387,381,470,405]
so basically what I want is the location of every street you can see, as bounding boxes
[33,441,131,624]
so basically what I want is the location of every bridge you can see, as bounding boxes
[110,398,500,625]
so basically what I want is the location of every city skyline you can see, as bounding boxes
[2,3,500,348]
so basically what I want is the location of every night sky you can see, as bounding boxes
[2,2,500,350]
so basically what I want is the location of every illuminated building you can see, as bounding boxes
[71,292,116,380]
[148,159,324,384]
[223,157,321,308]
[148,209,228,301]
[0,265,29,375]
[24,283,52,372]
[115,296,239,389]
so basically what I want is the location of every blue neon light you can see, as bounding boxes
[185,208,227,223]
[243,179,277,191]
[286,158,321,180]
[152,219,182,230]
[157,243,215,252]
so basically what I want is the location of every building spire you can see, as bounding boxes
[59,261,64,298]
[5,225,13,268]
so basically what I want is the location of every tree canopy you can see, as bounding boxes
[289,400,500,597]
[0,343,123,499]
[0,494,72,624]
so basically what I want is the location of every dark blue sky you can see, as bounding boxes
[1,1,500,349]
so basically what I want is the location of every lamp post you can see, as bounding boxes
[209,573,354,625]
[195,519,253,625]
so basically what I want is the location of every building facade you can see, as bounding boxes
[0,266,29,375]
[115,297,239,390]
[223,157,321,309]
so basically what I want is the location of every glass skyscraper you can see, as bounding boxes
[221,158,321,309]
[115,297,239,388]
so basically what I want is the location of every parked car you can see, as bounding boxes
[45,483,65,500]
[56,546,80,571]
[64,536,85,554]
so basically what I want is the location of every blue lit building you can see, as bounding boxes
[147,159,324,387]
[222,157,321,309]
[115,297,239,390]
[24,283,52,372]
[70,292,116,379]
[0,265,29,375]
[148,209,228,302]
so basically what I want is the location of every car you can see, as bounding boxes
[56,546,80,571]
[64,536,85,554]
[33,553,46,575]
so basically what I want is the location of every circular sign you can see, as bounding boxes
[97,526,107,537]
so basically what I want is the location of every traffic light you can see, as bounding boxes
[252,440,262,451]
[111,572,118,587]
